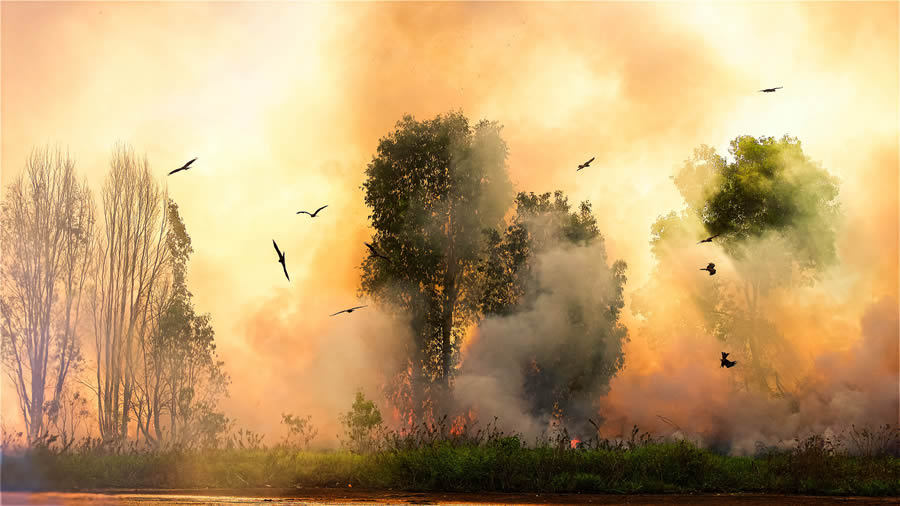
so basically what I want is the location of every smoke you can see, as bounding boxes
[222,294,413,446]
[1,1,896,452]
[596,296,899,455]
[454,221,628,440]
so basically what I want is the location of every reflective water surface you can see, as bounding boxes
[2,491,897,506]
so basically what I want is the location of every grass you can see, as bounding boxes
[3,436,899,495]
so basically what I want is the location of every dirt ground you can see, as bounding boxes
[2,489,898,505]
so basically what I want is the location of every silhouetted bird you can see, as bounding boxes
[698,233,721,244]
[273,240,289,281]
[330,305,367,317]
[576,157,595,171]
[365,242,391,262]
[700,262,716,276]
[720,352,737,368]
[758,86,783,93]
[168,158,197,176]
[297,205,328,218]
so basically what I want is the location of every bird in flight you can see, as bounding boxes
[168,158,197,176]
[576,157,595,171]
[273,240,289,281]
[698,233,721,244]
[365,242,391,262]
[330,305,367,317]
[720,352,737,368]
[758,86,783,93]
[700,262,716,276]
[297,205,328,218]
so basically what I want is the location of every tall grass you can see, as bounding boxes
[2,423,898,495]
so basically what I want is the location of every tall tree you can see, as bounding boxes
[361,112,513,415]
[645,135,840,392]
[133,200,229,449]
[90,144,170,442]
[0,146,95,444]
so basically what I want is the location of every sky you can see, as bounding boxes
[2,1,897,442]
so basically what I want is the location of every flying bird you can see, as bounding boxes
[297,205,328,218]
[576,157,595,171]
[700,262,716,276]
[758,86,783,93]
[365,242,391,262]
[720,352,737,368]
[168,158,197,176]
[698,233,721,244]
[330,305,367,317]
[273,240,289,281]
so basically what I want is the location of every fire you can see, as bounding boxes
[570,439,581,449]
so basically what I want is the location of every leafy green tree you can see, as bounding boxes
[340,390,384,454]
[475,191,628,428]
[133,200,229,449]
[644,135,840,392]
[360,111,513,409]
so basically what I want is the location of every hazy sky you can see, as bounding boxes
[2,1,897,437]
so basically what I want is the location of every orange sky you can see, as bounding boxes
[2,1,897,439]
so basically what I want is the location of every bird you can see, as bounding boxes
[168,158,197,176]
[576,157,595,171]
[720,352,737,368]
[698,233,721,244]
[365,242,391,262]
[330,305,367,317]
[758,86,783,93]
[273,240,289,281]
[700,262,716,276]
[297,205,328,218]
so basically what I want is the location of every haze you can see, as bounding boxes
[2,1,897,444]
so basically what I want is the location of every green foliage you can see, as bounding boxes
[3,429,898,495]
[340,391,384,454]
[644,135,842,392]
[135,199,230,449]
[360,112,514,393]
[676,135,840,274]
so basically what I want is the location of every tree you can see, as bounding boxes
[1,146,95,444]
[360,112,513,414]
[90,144,171,442]
[135,200,228,447]
[340,390,383,454]
[132,200,229,449]
[473,191,628,429]
[646,135,840,392]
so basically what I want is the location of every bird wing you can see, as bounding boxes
[273,240,282,257]
[282,263,290,281]
[314,205,328,215]
[586,157,595,164]
[722,352,728,359]
[168,167,184,175]
[349,305,367,311]
[707,263,715,269]
[329,309,347,316]
[774,86,782,90]
[365,242,378,255]
[184,157,197,168]
[297,211,312,216]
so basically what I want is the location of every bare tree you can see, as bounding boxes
[89,144,170,443]
[1,146,95,444]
